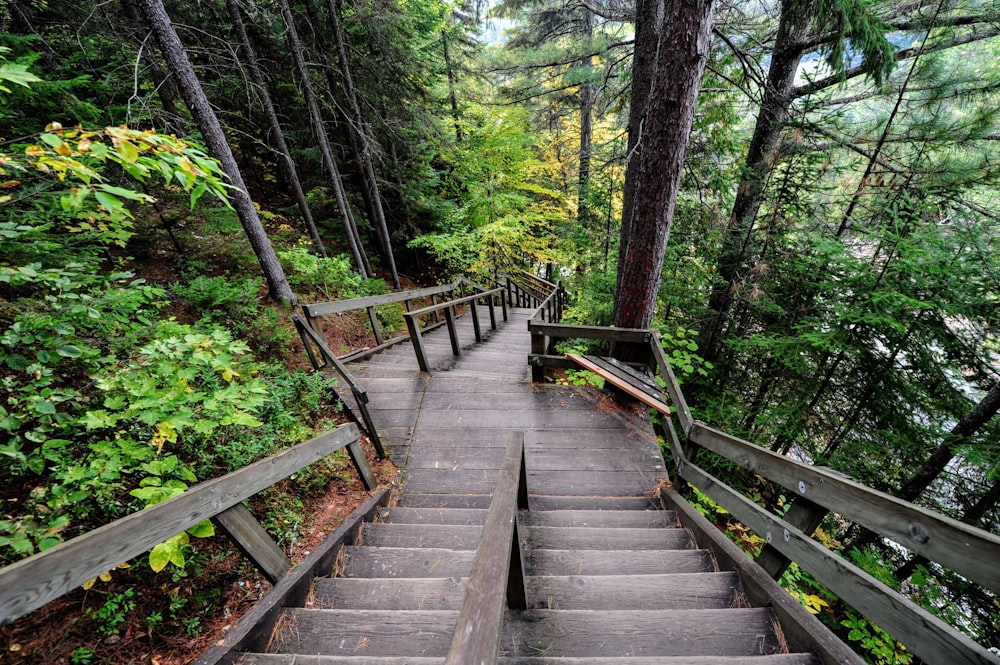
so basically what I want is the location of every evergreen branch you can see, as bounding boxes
[793,26,1000,99]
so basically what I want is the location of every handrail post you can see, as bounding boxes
[366,306,384,345]
[531,327,546,383]
[352,389,387,460]
[444,306,462,357]
[500,289,508,321]
[404,313,431,373]
[470,297,483,342]
[756,496,827,579]
[486,294,497,330]
[430,293,440,323]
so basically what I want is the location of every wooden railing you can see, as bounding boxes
[301,280,475,360]
[524,322,1000,665]
[0,423,375,626]
[444,431,528,665]
[403,286,507,373]
[294,314,386,459]
[519,279,568,382]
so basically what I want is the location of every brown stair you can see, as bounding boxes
[220,306,831,665]
[235,490,817,664]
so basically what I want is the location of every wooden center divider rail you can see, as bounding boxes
[444,431,529,665]
[525,314,1000,665]
[525,279,568,382]
[403,286,507,373]
[0,423,376,626]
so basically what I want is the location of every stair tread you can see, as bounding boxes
[525,548,715,575]
[338,546,475,578]
[502,608,783,658]
[528,572,741,610]
[522,525,693,550]
[268,608,783,658]
[238,656,820,664]
[310,577,466,610]
[360,523,481,549]
[377,506,487,525]
[521,510,677,528]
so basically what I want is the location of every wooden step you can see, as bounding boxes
[310,577,466,610]
[359,523,481,549]
[338,546,474,578]
[521,509,677,528]
[528,572,740,610]
[525,548,714,576]
[501,608,783,658]
[522,525,692,550]
[377,506,487,525]
[528,495,663,511]
[237,654,821,664]
[393,493,493,509]
[269,608,456,656]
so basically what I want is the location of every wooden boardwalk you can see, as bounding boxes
[231,309,826,664]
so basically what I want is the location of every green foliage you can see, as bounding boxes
[86,589,136,636]
[657,327,713,381]
[277,245,386,300]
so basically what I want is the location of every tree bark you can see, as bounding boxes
[700,0,813,362]
[135,0,296,305]
[897,380,1000,502]
[611,0,715,331]
[227,0,327,258]
[442,29,463,143]
[577,5,594,227]
[328,0,399,288]
[276,0,369,277]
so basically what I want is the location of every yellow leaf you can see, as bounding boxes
[24,145,45,157]
[99,571,113,582]
[118,140,139,164]
[82,577,97,590]
[45,121,63,133]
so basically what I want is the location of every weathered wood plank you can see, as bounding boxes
[522,526,692,551]
[527,495,663,511]
[303,281,460,317]
[238,653,819,665]
[310,577,467,610]
[394,493,493,509]
[567,353,671,415]
[338,546,475,578]
[214,503,291,584]
[361,523,482,549]
[529,572,739,610]
[527,322,652,343]
[661,485,862,665]
[521,509,676,528]
[688,421,1000,594]
[195,488,390,665]
[445,432,527,664]
[678,459,999,665]
[235,654,822,665]
[501,608,781,657]
[525,548,714,576]
[377,506,487,525]
[1,424,363,626]
[270,608,457,656]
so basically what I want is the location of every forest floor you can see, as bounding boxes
[1,230,408,664]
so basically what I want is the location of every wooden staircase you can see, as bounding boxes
[227,308,826,665]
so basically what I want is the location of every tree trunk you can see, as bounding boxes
[577,5,594,227]
[227,0,327,259]
[135,0,296,305]
[897,381,1000,502]
[276,0,369,277]
[442,29,463,143]
[328,0,399,288]
[611,0,715,332]
[700,0,813,362]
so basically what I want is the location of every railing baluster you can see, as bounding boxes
[470,297,483,342]
[444,306,462,357]
[404,313,431,373]
[366,306,384,345]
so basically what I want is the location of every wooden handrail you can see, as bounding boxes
[0,423,371,625]
[404,288,507,373]
[445,432,528,665]
[518,270,558,292]
[518,320,1000,664]
[301,280,463,318]
[294,314,386,459]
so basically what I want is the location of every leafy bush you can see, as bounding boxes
[278,245,386,300]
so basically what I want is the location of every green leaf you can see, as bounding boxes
[186,520,214,538]
[94,183,153,202]
[148,541,173,572]
[57,344,82,358]
[118,140,139,164]
[33,400,56,415]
